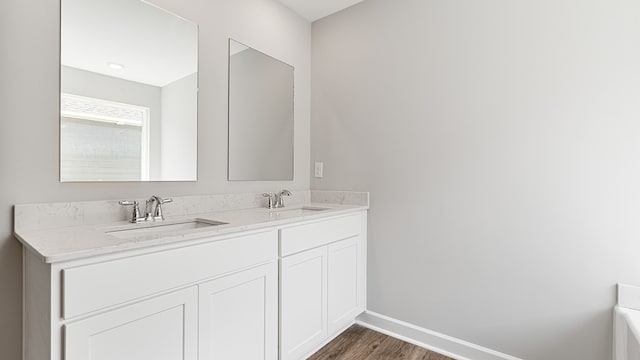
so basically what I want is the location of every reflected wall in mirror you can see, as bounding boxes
[60,0,198,182]
[228,39,294,181]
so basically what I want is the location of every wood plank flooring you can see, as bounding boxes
[308,325,455,360]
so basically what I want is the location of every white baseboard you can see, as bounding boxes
[356,311,521,360]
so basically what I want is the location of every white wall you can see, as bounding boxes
[0,0,310,359]
[311,0,640,359]
[161,72,198,180]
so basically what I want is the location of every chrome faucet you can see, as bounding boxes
[145,195,173,221]
[119,196,173,223]
[262,189,292,209]
[275,189,292,208]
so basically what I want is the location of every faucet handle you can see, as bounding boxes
[152,196,173,221]
[263,193,275,209]
[158,197,173,204]
[119,200,144,223]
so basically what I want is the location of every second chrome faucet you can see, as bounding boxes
[263,189,292,209]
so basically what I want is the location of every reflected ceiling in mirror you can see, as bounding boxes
[60,0,198,182]
[228,39,294,181]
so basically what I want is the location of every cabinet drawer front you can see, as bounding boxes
[279,213,362,257]
[63,230,277,319]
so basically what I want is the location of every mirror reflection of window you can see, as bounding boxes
[60,0,198,182]
[60,94,150,182]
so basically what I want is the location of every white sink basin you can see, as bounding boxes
[105,219,228,239]
[269,206,329,216]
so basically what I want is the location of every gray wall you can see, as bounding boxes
[0,0,310,359]
[61,65,163,178]
[161,72,198,180]
[311,0,640,359]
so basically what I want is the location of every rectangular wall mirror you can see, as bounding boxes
[228,39,294,181]
[60,0,198,182]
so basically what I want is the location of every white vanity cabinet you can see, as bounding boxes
[279,212,367,360]
[21,206,368,360]
[23,229,279,360]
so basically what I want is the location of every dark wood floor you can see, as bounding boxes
[308,325,455,360]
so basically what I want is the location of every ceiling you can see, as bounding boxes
[61,0,197,87]
[277,0,365,22]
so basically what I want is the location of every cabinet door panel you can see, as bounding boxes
[65,287,197,360]
[199,263,277,360]
[280,247,328,360]
[327,236,363,334]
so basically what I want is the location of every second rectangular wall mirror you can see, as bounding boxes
[228,39,294,181]
[60,0,198,182]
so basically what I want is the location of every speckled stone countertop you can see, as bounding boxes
[14,191,369,264]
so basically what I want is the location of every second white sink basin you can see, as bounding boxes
[106,219,228,239]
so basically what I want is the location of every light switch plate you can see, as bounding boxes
[314,162,324,178]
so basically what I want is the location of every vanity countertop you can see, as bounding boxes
[14,202,368,264]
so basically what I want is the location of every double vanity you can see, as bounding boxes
[15,191,368,360]
[32,0,360,358]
